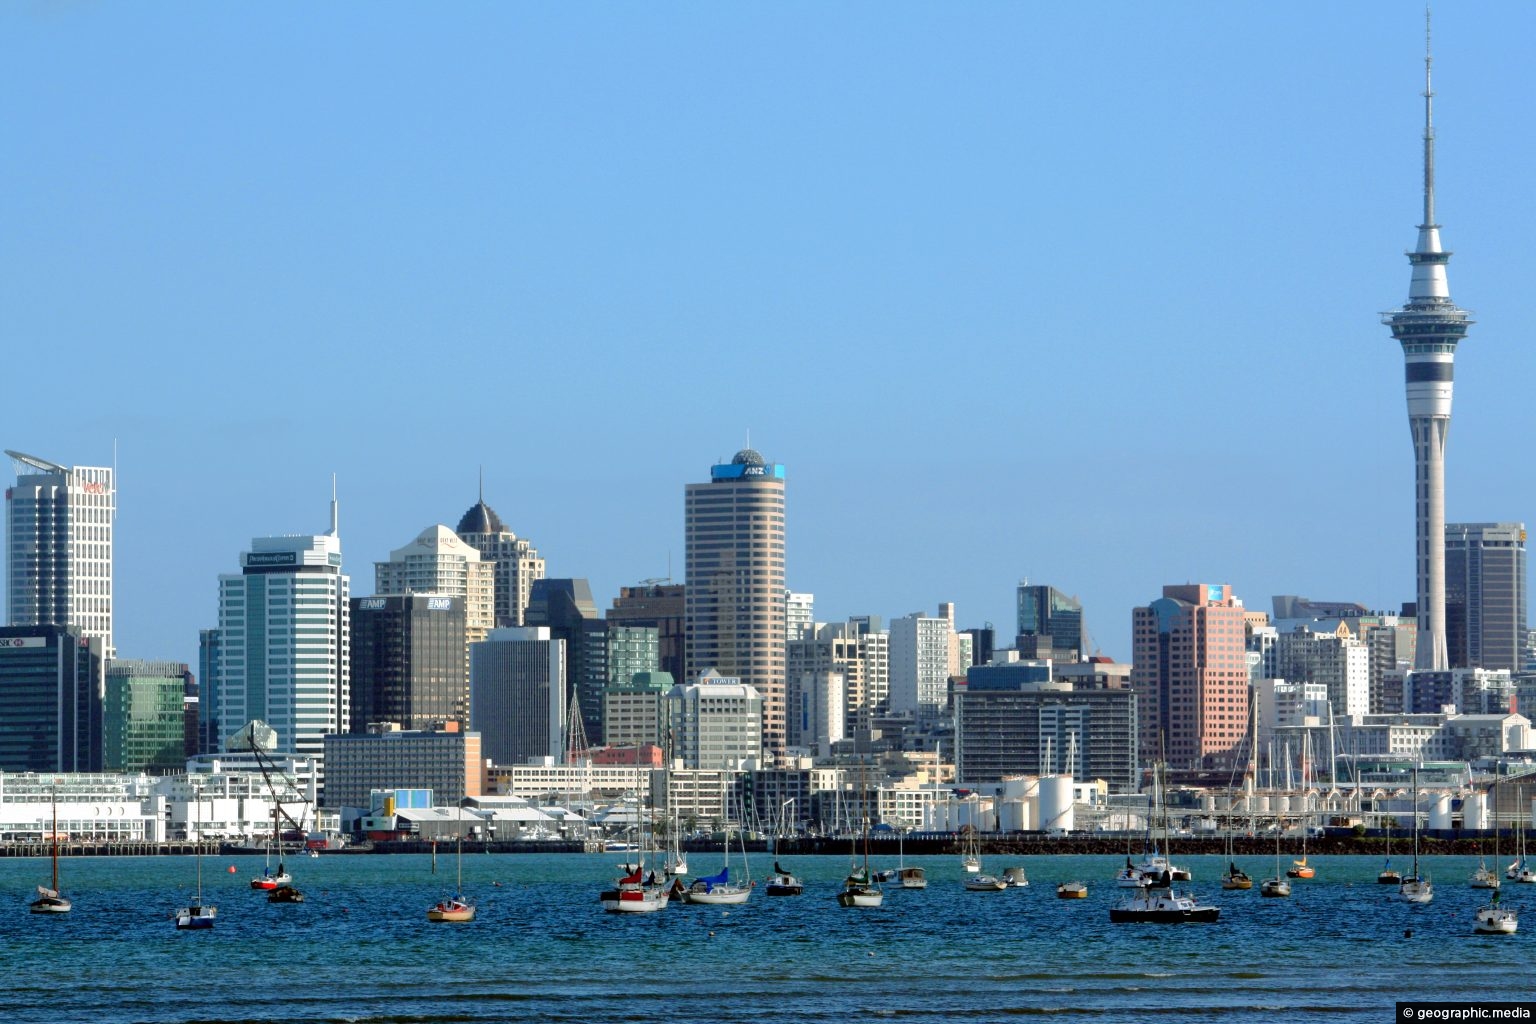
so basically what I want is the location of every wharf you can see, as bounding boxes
[0,840,220,857]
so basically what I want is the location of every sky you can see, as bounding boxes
[6,2,1536,668]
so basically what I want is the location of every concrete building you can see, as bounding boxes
[321,721,484,810]
[350,594,468,732]
[684,448,786,763]
[197,628,222,755]
[607,625,659,691]
[455,493,544,628]
[1252,678,1330,747]
[214,520,350,773]
[786,591,815,643]
[5,450,115,656]
[666,669,764,770]
[788,669,845,759]
[1446,522,1527,672]
[469,626,565,767]
[1404,667,1515,715]
[787,617,889,737]
[602,670,672,750]
[1274,625,1370,718]
[1132,584,1249,771]
[1381,46,1474,672]
[104,660,193,774]
[889,603,963,720]
[0,624,105,773]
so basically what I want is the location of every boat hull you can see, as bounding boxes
[837,886,882,907]
[963,876,1008,892]
[1056,884,1088,899]
[1475,909,1518,934]
[29,896,72,914]
[601,888,668,913]
[1259,879,1291,897]
[765,880,803,896]
[427,902,476,922]
[1109,906,1220,923]
[685,885,752,905]
[175,905,217,930]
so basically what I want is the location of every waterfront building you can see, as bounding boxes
[684,448,787,764]
[607,582,685,683]
[104,660,194,774]
[469,626,565,767]
[525,578,607,747]
[5,449,115,656]
[487,760,652,803]
[665,668,764,770]
[1281,711,1528,767]
[349,594,468,732]
[1446,522,1527,672]
[321,721,484,811]
[1382,39,1474,672]
[1131,584,1249,771]
[0,624,105,773]
[955,667,1139,794]
[601,670,671,750]
[650,766,736,830]
[889,603,964,720]
[374,524,495,647]
[214,519,350,775]
[1016,583,1085,662]
[455,492,544,627]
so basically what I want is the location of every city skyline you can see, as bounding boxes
[7,6,1536,667]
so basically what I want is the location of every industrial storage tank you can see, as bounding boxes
[999,798,1034,832]
[1038,775,1075,833]
[1465,791,1489,831]
[1428,794,1452,831]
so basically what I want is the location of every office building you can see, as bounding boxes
[470,626,565,767]
[322,721,484,810]
[1131,584,1249,770]
[214,515,350,771]
[602,669,672,750]
[1382,42,1474,671]
[526,578,607,747]
[0,624,105,772]
[455,492,544,627]
[198,628,223,754]
[607,582,685,683]
[5,450,115,656]
[350,594,468,732]
[104,659,193,774]
[374,524,495,646]
[1446,522,1527,672]
[1016,583,1085,661]
[787,617,889,736]
[1273,626,1370,718]
[788,669,845,759]
[666,668,764,770]
[684,448,787,763]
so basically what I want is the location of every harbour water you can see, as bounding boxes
[4,852,1529,1023]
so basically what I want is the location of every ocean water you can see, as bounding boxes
[1,851,1528,1024]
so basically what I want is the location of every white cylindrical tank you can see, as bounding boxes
[1465,792,1489,831]
[1256,795,1272,815]
[1038,776,1075,833]
[1527,796,1536,831]
[1000,799,1033,832]
[1428,794,1452,831]
[1201,795,1216,813]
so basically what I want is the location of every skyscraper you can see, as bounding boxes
[456,490,544,628]
[1382,24,1473,672]
[104,659,193,773]
[525,578,606,747]
[1016,583,1085,661]
[1446,522,1527,672]
[889,603,964,720]
[5,449,115,656]
[215,510,350,771]
[374,525,495,646]
[0,623,105,772]
[470,626,565,766]
[350,594,468,731]
[685,448,787,763]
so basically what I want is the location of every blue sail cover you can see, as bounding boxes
[695,867,729,891]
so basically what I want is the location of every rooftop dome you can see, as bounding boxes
[456,500,506,536]
[731,448,765,467]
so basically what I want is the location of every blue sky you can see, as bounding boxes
[6,3,1536,666]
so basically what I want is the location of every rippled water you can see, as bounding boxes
[1,852,1527,1023]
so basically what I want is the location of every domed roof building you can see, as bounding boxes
[454,489,544,627]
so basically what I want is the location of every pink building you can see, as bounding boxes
[1131,584,1250,771]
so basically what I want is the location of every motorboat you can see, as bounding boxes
[1056,881,1088,899]
[963,874,1008,892]
[898,866,928,890]
[764,860,803,897]
[1109,878,1219,923]
[1003,866,1030,888]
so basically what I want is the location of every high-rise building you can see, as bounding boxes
[1016,583,1085,662]
[787,617,888,736]
[889,603,963,720]
[684,448,787,763]
[1131,584,1249,770]
[1382,34,1474,672]
[5,450,115,656]
[215,519,350,772]
[1446,522,1527,672]
[785,591,815,643]
[0,623,105,772]
[606,624,659,691]
[455,492,544,627]
[374,525,495,646]
[526,578,607,747]
[350,594,468,732]
[1273,626,1371,719]
[607,582,685,682]
[104,659,193,774]
[469,626,565,766]
[602,669,672,750]
[198,627,222,754]
[666,668,764,770]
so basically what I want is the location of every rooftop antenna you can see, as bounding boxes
[1422,4,1436,229]
[478,464,484,504]
[329,474,339,536]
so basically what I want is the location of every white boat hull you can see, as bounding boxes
[685,885,752,905]
[602,888,669,913]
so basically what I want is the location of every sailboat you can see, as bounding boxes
[29,787,71,914]
[1396,767,1433,904]
[959,825,1006,891]
[427,834,476,922]
[764,799,803,896]
[838,814,883,908]
[685,827,753,905]
[959,824,981,873]
[1260,828,1291,898]
[896,823,928,890]
[600,778,668,914]
[1507,790,1536,883]
[1286,825,1315,880]
[1474,886,1518,935]
[250,804,292,891]
[1220,826,1251,890]
[1110,763,1219,923]
[1378,818,1402,884]
[175,785,217,930]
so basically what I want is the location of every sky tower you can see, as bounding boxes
[1382,15,1473,671]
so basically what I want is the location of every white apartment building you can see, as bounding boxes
[5,450,115,656]
[889,603,962,718]
[375,524,495,645]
